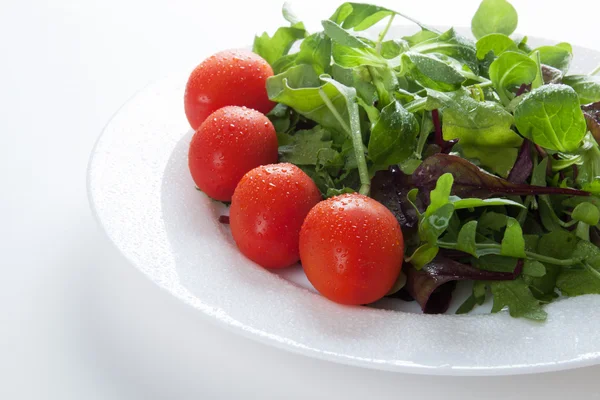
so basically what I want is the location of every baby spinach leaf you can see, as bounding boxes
[534,42,573,75]
[368,101,419,167]
[380,39,409,59]
[563,75,600,104]
[572,202,600,225]
[471,0,518,40]
[489,51,538,105]
[330,2,430,32]
[403,29,439,46]
[410,28,478,73]
[267,65,349,134]
[514,84,587,152]
[331,42,388,68]
[400,52,465,92]
[322,20,367,48]
[475,33,518,60]
[425,89,522,147]
[490,278,547,321]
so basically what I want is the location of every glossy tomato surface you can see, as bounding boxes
[299,193,404,305]
[230,163,322,269]
[188,106,278,202]
[184,49,275,130]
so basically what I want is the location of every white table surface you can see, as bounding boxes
[2,0,600,398]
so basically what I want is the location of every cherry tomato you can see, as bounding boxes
[184,49,275,130]
[299,193,404,305]
[230,163,322,269]
[188,106,278,202]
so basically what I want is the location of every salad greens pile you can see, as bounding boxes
[253,0,600,320]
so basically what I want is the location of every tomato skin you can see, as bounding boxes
[184,49,275,130]
[299,193,404,305]
[230,163,322,269]
[188,106,278,202]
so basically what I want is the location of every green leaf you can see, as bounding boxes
[471,0,518,40]
[277,126,333,165]
[451,197,525,210]
[403,29,439,46]
[456,295,478,314]
[489,51,538,105]
[475,33,518,60]
[572,202,600,226]
[490,278,547,321]
[331,64,378,106]
[457,281,487,314]
[331,42,388,68]
[523,260,546,278]
[400,52,465,92]
[407,243,439,270]
[500,217,526,258]
[534,43,573,74]
[562,75,600,104]
[330,2,429,31]
[368,101,419,167]
[267,66,350,134]
[456,221,478,256]
[514,84,587,152]
[529,50,544,89]
[459,145,518,178]
[410,28,478,73]
[420,203,455,244]
[253,26,306,66]
[557,240,600,296]
[380,39,409,59]
[426,173,453,216]
[479,211,509,234]
[296,32,333,75]
[282,2,302,26]
[322,20,367,48]
[473,255,518,272]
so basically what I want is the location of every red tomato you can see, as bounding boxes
[299,193,404,305]
[188,106,278,202]
[230,163,322,269]
[184,49,275,130]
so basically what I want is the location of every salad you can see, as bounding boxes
[184,0,600,320]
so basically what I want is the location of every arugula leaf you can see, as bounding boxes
[277,126,333,165]
[557,240,600,295]
[490,278,547,321]
[489,51,538,105]
[514,84,587,152]
[368,101,419,167]
[331,64,378,106]
[400,52,466,92]
[471,0,518,40]
[533,42,573,74]
[475,33,518,60]
[253,8,306,66]
[563,75,600,104]
[501,217,526,258]
[456,221,478,256]
[451,197,524,210]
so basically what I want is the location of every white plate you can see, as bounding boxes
[88,26,600,375]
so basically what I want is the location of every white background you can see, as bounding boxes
[2,0,600,398]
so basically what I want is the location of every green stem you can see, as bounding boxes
[415,112,431,158]
[590,64,600,76]
[461,71,492,84]
[405,97,428,113]
[376,15,395,53]
[584,262,600,280]
[318,89,370,196]
[467,81,493,89]
[367,66,391,107]
[437,241,581,266]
